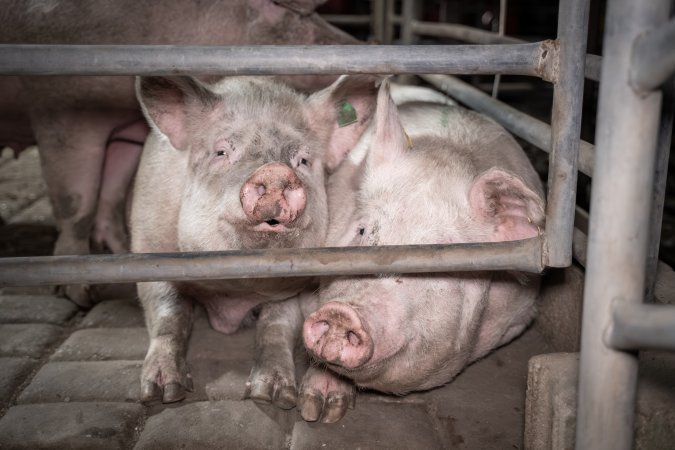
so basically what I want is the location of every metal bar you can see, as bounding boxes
[585,54,602,82]
[398,0,419,84]
[409,21,601,81]
[576,0,670,448]
[322,14,372,26]
[645,80,675,303]
[544,0,589,268]
[411,22,523,45]
[371,0,385,43]
[421,74,594,177]
[0,44,548,77]
[491,0,509,99]
[631,18,675,92]
[383,0,395,44]
[400,0,416,45]
[0,238,544,287]
[605,302,675,351]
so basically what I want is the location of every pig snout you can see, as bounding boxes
[240,163,306,227]
[303,302,374,369]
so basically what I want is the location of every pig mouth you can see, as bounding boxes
[251,219,292,233]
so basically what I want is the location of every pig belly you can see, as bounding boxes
[179,277,310,334]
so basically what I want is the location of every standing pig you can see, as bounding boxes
[131,74,380,404]
[0,0,358,307]
[297,80,546,422]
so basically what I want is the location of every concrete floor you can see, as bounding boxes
[0,147,555,448]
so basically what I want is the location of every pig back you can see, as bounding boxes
[397,103,543,197]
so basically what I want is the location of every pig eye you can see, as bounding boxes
[295,157,310,168]
[358,227,365,236]
[215,150,226,157]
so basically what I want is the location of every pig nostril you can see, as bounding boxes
[347,331,361,346]
[265,219,279,226]
[257,185,266,196]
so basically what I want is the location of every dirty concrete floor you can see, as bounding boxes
[0,147,552,449]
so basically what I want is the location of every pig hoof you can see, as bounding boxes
[140,381,163,404]
[298,389,353,423]
[298,390,323,422]
[245,370,297,410]
[140,380,192,404]
[298,367,356,423]
[163,383,186,403]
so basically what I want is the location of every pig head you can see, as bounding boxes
[0,0,358,307]
[298,80,545,420]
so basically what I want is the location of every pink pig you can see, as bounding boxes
[297,79,546,422]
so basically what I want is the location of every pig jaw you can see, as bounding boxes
[303,301,375,370]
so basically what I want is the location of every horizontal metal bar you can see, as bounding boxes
[0,44,547,77]
[631,18,675,92]
[0,239,544,286]
[410,21,601,81]
[323,14,372,26]
[605,301,675,351]
[412,21,523,44]
[421,74,594,176]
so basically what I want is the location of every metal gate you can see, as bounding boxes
[1,0,673,448]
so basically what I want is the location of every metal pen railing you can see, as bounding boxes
[2,1,675,448]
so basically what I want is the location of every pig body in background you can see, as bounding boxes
[298,81,546,422]
[131,75,379,405]
[0,0,357,306]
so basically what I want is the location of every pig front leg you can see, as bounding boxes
[138,281,194,403]
[245,294,305,410]
[298,365,356,423]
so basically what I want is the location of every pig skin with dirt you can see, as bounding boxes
[294,80,546,423]
[0,0,358,307]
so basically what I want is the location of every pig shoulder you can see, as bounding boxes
[130,132,186,253]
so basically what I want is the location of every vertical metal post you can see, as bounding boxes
[371,0,385,43]
[544,0,590,267]
[576,0,670,449]
[383,0,395,44]
[398,0,420,85]
[645,81,674,302]
[400,0,416,45]
[491,0,508,98]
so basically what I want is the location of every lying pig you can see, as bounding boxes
[130,74,380,404]
[296,80,546,422]
[0,0,358,307]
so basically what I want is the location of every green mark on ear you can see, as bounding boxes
[337,99,358,128]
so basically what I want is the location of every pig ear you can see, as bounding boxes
[136,76,220,151]
[469,169,545,241]
[369,78,410,168]
[305,74,381,172]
